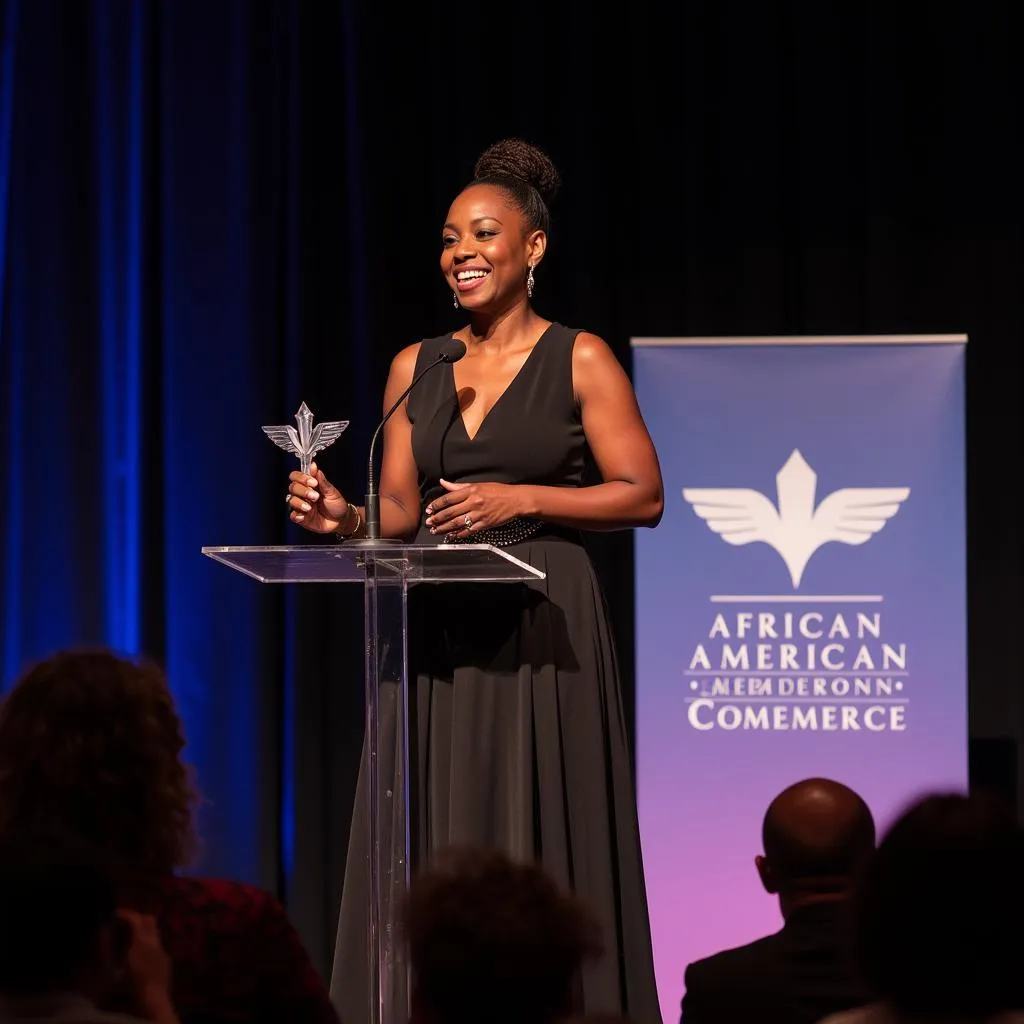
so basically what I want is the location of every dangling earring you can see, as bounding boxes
[453,291,459,308]
[527,263,535,298]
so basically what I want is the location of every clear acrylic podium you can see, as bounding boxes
[201,542,545,1024]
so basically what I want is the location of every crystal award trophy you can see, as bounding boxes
[263,402,349,474]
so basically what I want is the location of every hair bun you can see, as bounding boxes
[474,139,561,208]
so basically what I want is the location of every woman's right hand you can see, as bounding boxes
[287,461,349,534]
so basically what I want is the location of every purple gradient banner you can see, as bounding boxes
[632,337,967,1024]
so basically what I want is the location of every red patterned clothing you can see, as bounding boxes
[118,874,339,1024]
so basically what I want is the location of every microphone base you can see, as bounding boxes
[338,537,403,548]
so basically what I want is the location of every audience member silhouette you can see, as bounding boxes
[403,846,603,1024]
[821,791,1024,1024]
[680,777,875,1024]
[0,832,178,1023]
[0,649,337,1024]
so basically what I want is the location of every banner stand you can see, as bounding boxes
[632,334,968,1023]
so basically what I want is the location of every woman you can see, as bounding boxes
[0,649,339,1024]
[287,139,664,1020]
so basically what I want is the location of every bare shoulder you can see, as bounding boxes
[571,330,616,364]
[385,341,422,393]
[391,341,422,375]
[571,331,628,394]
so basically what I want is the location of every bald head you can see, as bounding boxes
[761,778,876,892]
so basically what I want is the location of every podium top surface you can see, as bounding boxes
[201,543,545,584]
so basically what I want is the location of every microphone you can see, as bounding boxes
[351,337,466,544]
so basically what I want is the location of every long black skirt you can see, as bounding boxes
[330,535,661,1023]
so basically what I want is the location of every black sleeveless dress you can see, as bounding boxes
[331,323,661,1022]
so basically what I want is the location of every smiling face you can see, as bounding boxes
[440,183,546,312]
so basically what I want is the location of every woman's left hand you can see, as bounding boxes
[425,479,524,539]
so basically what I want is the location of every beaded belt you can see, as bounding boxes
[442,516,543,548]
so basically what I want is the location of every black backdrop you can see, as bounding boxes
[1,0,1020,979]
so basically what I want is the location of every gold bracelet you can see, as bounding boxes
[336,502,361,539]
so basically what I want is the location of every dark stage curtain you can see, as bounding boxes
[1,0,1020,979]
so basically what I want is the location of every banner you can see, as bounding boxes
[632,336,967,1023]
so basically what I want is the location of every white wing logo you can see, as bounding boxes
[682,450,910,587]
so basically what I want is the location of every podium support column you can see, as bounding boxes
[364,558,411,1024]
